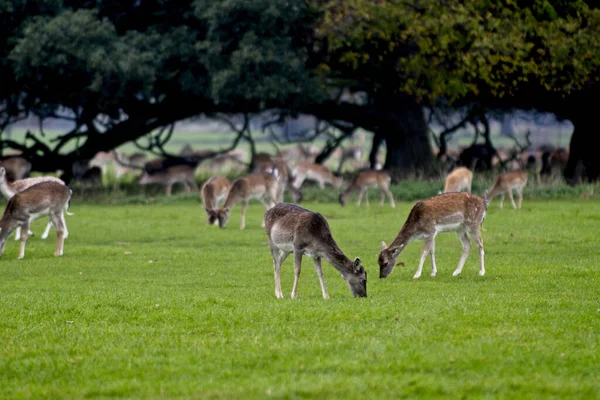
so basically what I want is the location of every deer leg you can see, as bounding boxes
[364,190,369,207]
[453,231,472,276]
[240,200,248,230]
[384,187,396,208]
[41,218,53,239]
[313,257,329,299]
[166,183,173,197]
[14,225,21,241]
[60,213,69,239]
[517,187,524,209]
[290,250,303,299]
[18,221,30,260]
[499,193,505,208]
[52,213,65,256]
[379,189,385,206]
[292,176,304,190]
[318,180,325,189]
[469,228,485,276]
[508,189,517,209]
[270,241,289,299]
[430,235,438,277]
[413,237,433,279]
[356,189,364,207]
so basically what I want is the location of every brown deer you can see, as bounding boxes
[265,203,367,299]
[338,170,395,208]
[201,176,231,225]
[214,172,279,229]
[291,162,343,190]
[138,165,197,196]
[0,167,66,240]
[484,170,528,209]
[443,167,473,193]
[261,158,302,203]
[378,192,487,279]
[0,182,73,259]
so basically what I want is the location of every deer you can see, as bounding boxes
[138,164,197,196]
[378,192,487,280]
[0,156,32,181]
[201,176,231,225]
[0,167,67,241]
[443,167,473,193]
[260,158,302,203]
[291,162,343,190]
[484,170,528,209]
[338,170,395,208]
[213,172,279,229]
[265,203,367,299]
[0,181,73,259]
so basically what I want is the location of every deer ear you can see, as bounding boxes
[353,257,362,273]
[380,241,387,251]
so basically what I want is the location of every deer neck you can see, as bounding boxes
[389,224,418,250]
[321,242,354,277]
[0,180,16,199]
[202,185,216,207]
[223,187,244,209]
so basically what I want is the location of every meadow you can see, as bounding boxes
[0,191,599,398]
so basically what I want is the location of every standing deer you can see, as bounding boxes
[0,167,66,240]
[291,162,343,190]
[484,170,528,209]
[443,167,473,193]
[338,170,395,208]
[378,192,487,279]
[213,172,279,229]
[265,203,367,299]
[201,176,231,225]
[261,158,302,203]
[0,182,73,259]
[138,165,197,196]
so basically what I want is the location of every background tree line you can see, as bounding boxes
[1,0,599,182]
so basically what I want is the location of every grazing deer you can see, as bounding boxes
[291,162,343,190]
[261,159,302,203]
[484,170,528,209]
[443,167,473,193]
[201,176,231,225]
[214,172,279,229]
[265,203,367,299]
[338,170,395,208]
[0,167,67,240]
[378,192,487,280]
[138,165,197,196]
[0,157,32,181]
[0,182,73,259]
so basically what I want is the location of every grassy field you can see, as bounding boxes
[0,194,599,399]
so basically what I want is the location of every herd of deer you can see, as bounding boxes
[0,151,529,301]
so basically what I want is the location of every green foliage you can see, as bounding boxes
[318,0,600,103]
[0,200,599,397]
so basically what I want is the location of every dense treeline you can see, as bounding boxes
[1,0,599,182]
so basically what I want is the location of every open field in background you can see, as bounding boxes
[0,199,599,398]
[4,120,573,171]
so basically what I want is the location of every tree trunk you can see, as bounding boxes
[378,101,434,179]
[564,116,600,184]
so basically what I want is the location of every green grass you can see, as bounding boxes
[0,197,599,399]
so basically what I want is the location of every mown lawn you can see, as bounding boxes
[0,198,598,399]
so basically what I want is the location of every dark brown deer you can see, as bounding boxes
[265,203,367,299]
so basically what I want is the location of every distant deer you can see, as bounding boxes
[265,203,367,299]
[262,159,302,203]
[201,176,231,225]
[213,172,279,229]
[0,167,66,241]
[291,162,343,190]
[0,157,32,181]
[378,192,487,279]
[338,170,395,208]
[443,167,473,193]
[138,165,197,196]
[484,170,528,209]
[0,182,73,259]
